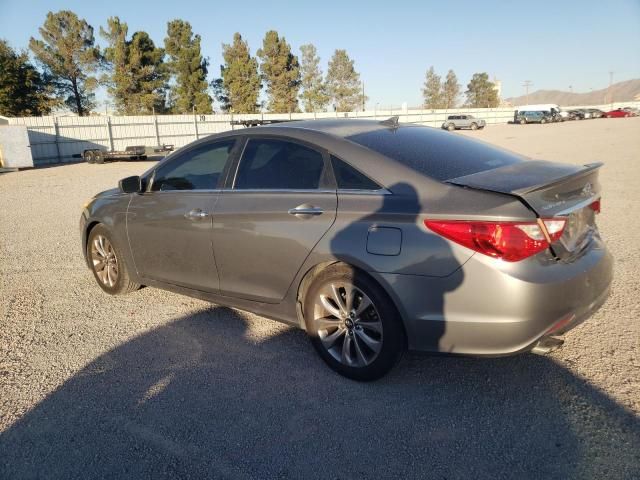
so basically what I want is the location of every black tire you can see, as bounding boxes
[94,151,104,164]
[87,224,140,295]
[303,264,405,381]
[447,123,455,131]
[84,150,95,164]
[519,119,526,125]
[470,122,478,130]
[540,118,546,124]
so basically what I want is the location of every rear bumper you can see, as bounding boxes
[376,237,613,355]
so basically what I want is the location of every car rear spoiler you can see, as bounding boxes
[447,161,603,217]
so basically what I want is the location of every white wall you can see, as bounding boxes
[7,101,639,165]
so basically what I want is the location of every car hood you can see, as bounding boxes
[95,187,122,198]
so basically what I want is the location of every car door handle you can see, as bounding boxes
[288,204,324,217]
[184,209,209,220]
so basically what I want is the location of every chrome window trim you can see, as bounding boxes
[215,188,391,195]
[220,188,337,194]
[140,188,223,195]
[337,188,391,195]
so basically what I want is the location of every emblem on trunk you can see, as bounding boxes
[582,182,593,196]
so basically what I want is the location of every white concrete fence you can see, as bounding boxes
[5,101,639,166]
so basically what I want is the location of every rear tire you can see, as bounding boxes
[84,150,95,164]
[94,151,104,164]
[540,118,546,124]
[87,224,140,295]
[519,119,526,125]
[304,264,405,381]
[447,123,455,131]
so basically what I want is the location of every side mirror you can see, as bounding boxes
[119,175,142,193]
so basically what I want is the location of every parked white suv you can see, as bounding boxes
[442,115,486,131]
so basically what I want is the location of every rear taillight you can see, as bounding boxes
[424,219,566,262]
[589,199,601,214]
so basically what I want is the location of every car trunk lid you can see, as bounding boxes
[447,160,602,259]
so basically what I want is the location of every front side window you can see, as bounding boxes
[151,140,236,191]
[234,139,325,190]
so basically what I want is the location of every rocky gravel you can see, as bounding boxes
[1,118,639,479]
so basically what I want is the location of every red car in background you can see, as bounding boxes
[603,108,632,118]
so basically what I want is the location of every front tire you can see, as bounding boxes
[87,224,140,295]
[470,122,478,130]
[304,264,405,381]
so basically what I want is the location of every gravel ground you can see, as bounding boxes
[1,118,639,479]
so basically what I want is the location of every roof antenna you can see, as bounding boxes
[379,116,399,128]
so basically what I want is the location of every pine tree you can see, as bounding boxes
[29,10,100,116]
[326,49,365,112]
[443,69,460,109]
[164,19,212,114]
[100,17,130,113]
[465,72,499,108]
[128,32,169,113]
[102,19,169,114]
[214,33,261,113]
[422,66,443,109]
[299,44,329,113]
[257,31,300,113]
[0,39,56,116]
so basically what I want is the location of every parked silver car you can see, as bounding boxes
[80,118,612,380]
[442,114,486,131]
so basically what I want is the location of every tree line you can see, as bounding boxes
[0,10,499,117]
[0,10,365,116]
[422,67,500,109]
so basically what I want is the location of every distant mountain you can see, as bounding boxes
[505,79,640,106]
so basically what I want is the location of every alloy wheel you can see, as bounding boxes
[312,282,383,367]
[90,234,118,287]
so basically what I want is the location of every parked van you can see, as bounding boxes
[515,111,552,124]
[514,104,568,122]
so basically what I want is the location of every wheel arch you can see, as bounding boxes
[295,260,408,346]
[83,220,102,268]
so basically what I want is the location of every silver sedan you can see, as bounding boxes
[80,118,612,380]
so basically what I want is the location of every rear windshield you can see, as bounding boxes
[346,126,523,181]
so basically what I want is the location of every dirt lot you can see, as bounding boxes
[1,118,639,479]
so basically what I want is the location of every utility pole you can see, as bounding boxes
[362,81,365,112]
[608,71,614,107]
[523,80,533,105]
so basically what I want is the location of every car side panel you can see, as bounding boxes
[211,191,338,303]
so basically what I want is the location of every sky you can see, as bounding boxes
[1,0,639,109]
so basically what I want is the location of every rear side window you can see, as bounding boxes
[347,126,522,181]
[235,139,325,190]
[331,156,381,190]
[151,140,235,191]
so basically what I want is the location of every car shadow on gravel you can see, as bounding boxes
[1,306,639,480]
